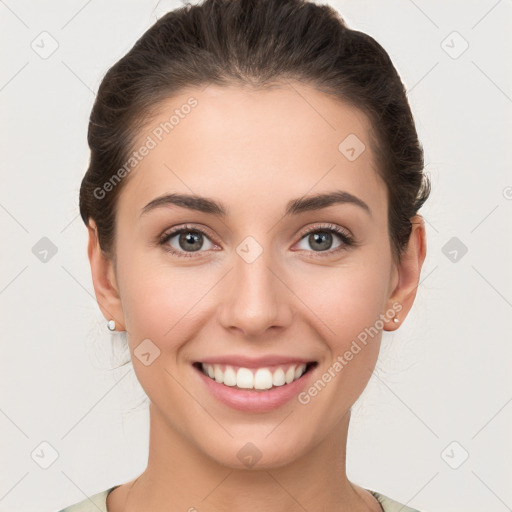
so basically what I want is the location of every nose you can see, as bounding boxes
[217,245,294,339]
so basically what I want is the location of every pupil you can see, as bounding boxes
[181,231,202,252]
[310,232,332,251]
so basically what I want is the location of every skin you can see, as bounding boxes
[87,81,426,512]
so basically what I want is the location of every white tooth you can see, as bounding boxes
[223,366,237,386]
[272,367,286,386]
[295,363,307,379]
[204,362,307,389]
[285,365,296,384]
[254,368,273,389]
[214,364,223,383]
[237,367,254,389]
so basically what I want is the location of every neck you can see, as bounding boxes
[119,403,378,512]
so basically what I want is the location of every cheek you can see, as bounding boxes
[295,258,390,343]
[117,252,220,349]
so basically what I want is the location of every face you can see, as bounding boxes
[89,81,425,469]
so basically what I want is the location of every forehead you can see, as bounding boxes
[117,81,386,222]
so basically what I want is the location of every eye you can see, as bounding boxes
[158,223,355,259]
[294,223,354,257]
[158,224,217,258]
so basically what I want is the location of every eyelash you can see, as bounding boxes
[158,223,355,259]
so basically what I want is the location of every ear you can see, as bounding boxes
[87,219,126,331]
[384,215,427,331]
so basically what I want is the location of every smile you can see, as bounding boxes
[192,360,318,412]
[196,362,317,390]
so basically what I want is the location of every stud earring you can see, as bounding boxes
[107,319,116,331]
[393,317,400,323]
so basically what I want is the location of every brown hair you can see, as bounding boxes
[79,0,430,264]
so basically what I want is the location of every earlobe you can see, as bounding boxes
[384,215,427,331]
[87,219,126,331]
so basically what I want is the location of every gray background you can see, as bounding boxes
[1,1,511,511]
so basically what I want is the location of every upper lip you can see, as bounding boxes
[196,355,316,368]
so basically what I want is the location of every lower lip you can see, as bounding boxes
[194,364,317,413]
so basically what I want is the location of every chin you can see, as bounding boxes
[197,431,308,471]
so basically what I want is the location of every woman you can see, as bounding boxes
[58,0,430,510]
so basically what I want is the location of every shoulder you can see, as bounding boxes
[54,486,118,512]
[366,489,427,512]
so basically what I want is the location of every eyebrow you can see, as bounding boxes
[140,190,372,218]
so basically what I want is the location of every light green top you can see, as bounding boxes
[56,485,425,511]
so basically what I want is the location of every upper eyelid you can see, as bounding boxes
[161,223,217,243]
[299,223,351,236]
